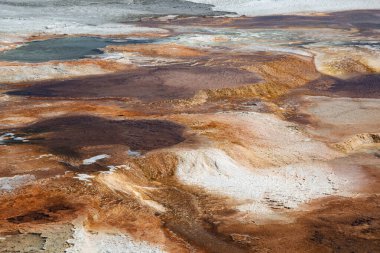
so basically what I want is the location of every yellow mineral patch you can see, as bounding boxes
[314,47,380,79]
[202,54,320,100]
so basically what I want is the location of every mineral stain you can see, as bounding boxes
[19,115,186,156]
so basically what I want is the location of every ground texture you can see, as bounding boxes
[0,2,379,253]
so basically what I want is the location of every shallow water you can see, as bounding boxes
[0,37,158,63]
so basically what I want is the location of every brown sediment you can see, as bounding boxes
[134,151,179,180]
[63,58,134,72]
[106,43,205,58]
[202,54,320,100]
[158,190,247,253]
[7,65,261,102]
[3,52,319,106]
[0,58,136,85]
[306,74,380,99]
[0,121,378,253]
[276,73,380,131]
[0,58,133,71]
[138,10,380,30]
[0,166,249,252]
[334,133,380,153]
[0,186,80,234]
[0,99,146,127]
[1,11,380,253]
[216,196,380,253]
[319,56,377,79]
[279,92,380,145]
[0,152,377,252]
[14,115,186,156]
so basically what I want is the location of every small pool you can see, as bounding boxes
[0,36,158,63]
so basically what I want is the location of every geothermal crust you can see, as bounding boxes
[0,2,379,253]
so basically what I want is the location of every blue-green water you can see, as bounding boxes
[0,37,158,63]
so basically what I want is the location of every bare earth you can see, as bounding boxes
[0,3,379,253]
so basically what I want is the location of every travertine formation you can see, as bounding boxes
[0,2,379,253]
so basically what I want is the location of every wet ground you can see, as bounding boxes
[0,37,158,62]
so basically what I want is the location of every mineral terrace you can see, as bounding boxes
[0,1,379,252]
